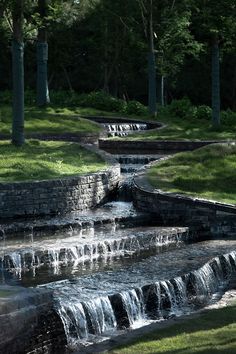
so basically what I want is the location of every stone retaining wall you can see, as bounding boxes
[133,168,236,237]
[0,131,106,144]
[0,148,120,219]
[99,139,222,154]
[82,115,162,129]
[0,286,66,354]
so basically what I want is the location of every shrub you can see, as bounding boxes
[77,91,125,112]
[50,90,80,106]
[122,100,147,116]
[0,90,12,105]
[194,105,212,120]
[168,97,194,119]
[0,90,37,105]
[221,109,236,126]
[24,90,36,105]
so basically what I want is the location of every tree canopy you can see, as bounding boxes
[0,0,235,111]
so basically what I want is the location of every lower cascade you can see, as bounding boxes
[49,250,236,347]
[0,158,235,354]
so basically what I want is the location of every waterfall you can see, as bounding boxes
[119,288,145,326]
[56,295,116,345]
[102,123,147,137]
[52,251,236,347]
[0,228,188,277]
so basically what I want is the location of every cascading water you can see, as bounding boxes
[0,226,188,279]
[102,123,147,137]
[115,154,164,174]
[44,248,236,349]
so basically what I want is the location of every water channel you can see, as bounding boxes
[0,122,236,352]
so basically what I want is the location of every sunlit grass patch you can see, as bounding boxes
[148,143,236,205]
[110,303,236,354]
[0,106,102,135]
[0,140,106,182]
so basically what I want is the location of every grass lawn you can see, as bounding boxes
[109,303,236,354]
[1,104,236,141]
[113,111,236,141]
[148,143,236,205]
[0,140,106,182]
[0,106,103,135]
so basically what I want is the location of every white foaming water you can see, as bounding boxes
[56,294,117,345]
[103,123,147,137]
[49,250,236,348]
[0,227,188,278]
[120,288,145,326]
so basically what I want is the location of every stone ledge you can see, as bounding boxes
[0,145,120,219]
[133,158,236,235]
[99,139,228,154]
[81,114,163,128]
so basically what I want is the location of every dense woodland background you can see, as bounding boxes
[0,0,236,109]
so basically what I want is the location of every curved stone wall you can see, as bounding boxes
[133,160,236,236]
[99,139,223,154]
[0,148,120,219]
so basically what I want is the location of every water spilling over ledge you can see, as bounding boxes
[0,226,188,282]
[40,242,236,349]
[1,124,236,354]
[102,123,148,137]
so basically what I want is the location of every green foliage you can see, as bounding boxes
[164,99,214,121]
[194,105,212,120]
[221,109,236,127]
[0,89,149,117]
[77,91,125,112]
[118,98,236,141]
[122,100,148,116]
[49,90,80,106]
[168,97,194,119]
[0,90,12,105]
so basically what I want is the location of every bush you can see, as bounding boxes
[0,90,37,105]
[0,90,12,105]
[50,90,80,106]
[0,89,148,116]
[194,105,212,120]
[24,90,36,105]
[77,91,125,112]
[122,100,147,116]
[221,109,236,126]
[168,97,194,119]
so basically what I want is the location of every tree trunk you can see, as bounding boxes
[157,74,164,106]
[37,0,50,107]
[211,38,220,128]
[12,0,24,146]
[148,0,157,116]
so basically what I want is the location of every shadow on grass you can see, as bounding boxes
[111,305,236,354]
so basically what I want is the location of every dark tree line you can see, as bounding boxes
[0,0,236,144]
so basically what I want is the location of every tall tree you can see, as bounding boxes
[37,0,50,106]
[192,0,236,128]
[148,0,157,115]
[156,3,202,106]
[138,0,157,115]
[12,0,25,146]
